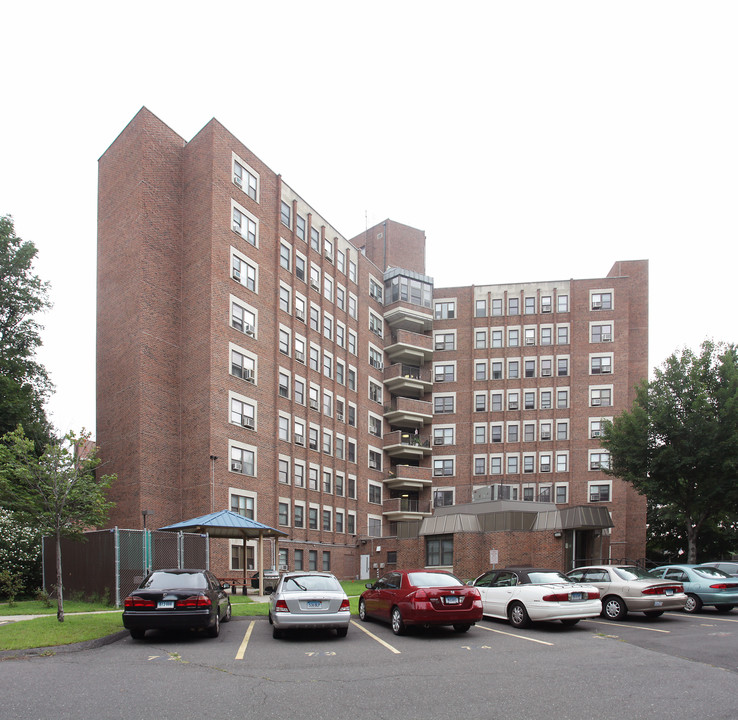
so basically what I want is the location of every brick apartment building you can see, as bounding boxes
[97,107,648,581]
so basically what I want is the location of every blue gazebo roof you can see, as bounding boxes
[159,509,288,539]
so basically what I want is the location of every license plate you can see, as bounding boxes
[654,601,663,607]
[665,589,673,596]
[157,601,174,609]
[444,595,460,605]
[569,592,584,602]
[307,601,322,608]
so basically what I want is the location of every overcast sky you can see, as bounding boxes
[2,1,736,437]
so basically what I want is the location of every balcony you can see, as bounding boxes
[382,496,432,522]
[384,464,432,490]
[384,397,433,429]
[383,363,432,398]
[383,429,432,460]
[383,300,433,334]
[385,330,433,365]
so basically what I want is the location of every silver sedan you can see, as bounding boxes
[268,571,350,639]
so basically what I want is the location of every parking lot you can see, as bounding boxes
[3,610,737,720]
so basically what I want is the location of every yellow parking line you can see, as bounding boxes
[350,620,401,654]
[235,620,255,660]
[476,623,554,646]
[582,618,670,633]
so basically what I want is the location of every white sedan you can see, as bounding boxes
[471,567,602,628]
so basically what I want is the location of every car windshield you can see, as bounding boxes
[282,575,341,592]
[527,571,571,584]
[408,571,463,588]
[142,571,207,589]
[693,567,731,579]
[612,566,658,581]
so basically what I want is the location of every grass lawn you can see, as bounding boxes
[0,580,371,651]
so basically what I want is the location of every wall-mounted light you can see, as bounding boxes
[554,531,562,538]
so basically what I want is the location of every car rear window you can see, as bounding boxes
[143,571,207,589]
[527,571,571,584]
[407,572,463,588]
[282,575,341,592]
[694,567,731,579]
[612,566,657,581]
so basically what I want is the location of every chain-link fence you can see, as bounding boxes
[43,528,209,606]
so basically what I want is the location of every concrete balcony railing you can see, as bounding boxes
[383,363,433,399]
[385,330,433,365]
[383,429,433,460]
[382,496,432,521]
[382,300,433,334]
[384,464,432,490]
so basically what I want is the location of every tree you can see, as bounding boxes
[0,427,115,621]
[0,506,43,596]
[601,341,738,563]
[0,215,53,452]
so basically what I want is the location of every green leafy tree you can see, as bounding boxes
[601,341,738,563]
[0,506,43,595]
[0,428,116,621]
[0,215,53,452]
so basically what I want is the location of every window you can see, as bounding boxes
[368,483,382,504]
[310,227,320,252]
[435,332,455,351]
[524,360,535,378]
[557,294,569,312]
[508,297,519,315]
[294,463,305,487]
[474,456,486,474]
[557,358,569,376]
[347,512,356,534]
[230,443,254,475]
[231,493,254,519]
[590,418,610,438]
[507,456,519,474]
[231,543,254,571]
[426,536,453,566]
[335,474,345,497]
[309,507,318,530]
[294,505,304,528]
[541,295,552,313]
[508,329,519,347]
[309,305,320,331]
[369,313,383,338]
[369,347,384,370]
[557,389,569,409]
[348,367,356,391]
[491,361,503,380]
[310,265,320,291]
[293,378,305,405]
[309,346,320,371]
[296,214,306,242]
[540,422,552,441]
[233,159,258,200]
[369,278,383,303]
[555,485,568,504]
[475,361,487,381]
[279,458,289,483]
[475,330,487,349]
[367,516,382,537]
[491,330,503,348]
[540,391,552,410]
[557,326,569,345]
[491,393,503,412]
[491,298,503,316]
[348,476,357,499]
[507,424,519,442]
[349,260,357,283]
[524,391,535,410]
[231,301,256,336]
[336,250,345,274]
[434,427,454,446]
[557,421,568,440]
[474,425,486,444]
[369,415,382,438]
[540,454,551,472]
[294,549,303,570]
[323,509,332,532]
[589,483,611,502]
[348,330,357,355]
[324,275,333,302]
[369,381,382,404]
[231,396,256,429]
[323,353,333,379]
[231,348,255,383]
[323,430,332,455]
[433,489,454,507]
[309,550,318,571]
[590,388,612,407]
[278,329,290,355]
[524,297,536,314]
[278,502,289,526]
[295,254,306,282]
[540,327,552,346]
[475,299,486,317]
[435,364,455,383]
[508,361,519,379]
[523,455,535,473]
[435,301,455,319]
[591,292,612,310]
[280,200,291,228]
[556,454,568,472]
[232,205,257,246]
[591,356,613,374]
[591,324,613,343]
[491,425,502,443]
[369,449,382,471]
[475,393,487,412]
[490,456,502,474]
[336,285,345,310]
[525,328,536,346]
[524,423,535,442]
[433,458,454,477]
[539,485,551,502]
[434,396,454,414]
[508,392,519,410]
[348,294,357,319]
[279,243,291,271]
[322,551,331,571]
[279,285,291,314]
[231,253,256,291]
[324,238,334,261]
[590,452,611,471]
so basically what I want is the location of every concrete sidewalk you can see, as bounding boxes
[0,610,123,625]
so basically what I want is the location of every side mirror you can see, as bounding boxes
[365,583,374,589]
[265,587,274,595]
[222,582,231,590]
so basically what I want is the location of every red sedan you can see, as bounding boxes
[359,569,483,635]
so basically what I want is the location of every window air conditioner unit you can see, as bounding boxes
[542,369,552,376]
[369,461,379,470]
[525,338,535,345]
[310,400,319,410]
[242,417,255,430]
[296,309,305,322]
[244,324,255,336]
[231,461,243,472]
[233,222,241,233]
[325,253,334,263]
[591,462,601,470]
[592,430,601,437]
[509,403,518,410]
[309,440,318,450]
[296,351,305,363]
[541,464,551,472]
[592,302,602,310]
[541,432,551,440]
[244,370,255,383]
[295,435,304,446]
[602,334,612,342]
[602,367,611,374]
[541,305,552,313]
[278,564,288,571]
[592,398,601,406]
[311,282,320,291]
[336,412,344,422]
[232,269,241,281]
[234,175,243,187]
[433,437,444,445]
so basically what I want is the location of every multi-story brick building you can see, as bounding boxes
[97,108,648,580]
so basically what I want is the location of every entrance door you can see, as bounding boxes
[360,554,370,579]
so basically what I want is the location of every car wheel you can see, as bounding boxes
[453,624,471,633]
[358,598,369,622]
[223,603,232,623]
[207,613,220,638]
[272,625,283,639]
[560,618,580,626]
[643,610,664,618]
[391,606,406,636]
[508,601,531,629]
[684,594,703,613]
[715,605,734,614]
[602,596,628,620]
[336,627,348,638]
[129,628,146,640]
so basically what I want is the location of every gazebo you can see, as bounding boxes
[159,510,288,593]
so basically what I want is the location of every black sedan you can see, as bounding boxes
[122,569,231,639]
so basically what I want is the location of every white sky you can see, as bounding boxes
[2,1,736,437]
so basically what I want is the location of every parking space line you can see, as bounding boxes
[350,620,401,654]
[664,612,738,624]
[235,620,255,660]
[582,619,670,633]
[476,623,554,646]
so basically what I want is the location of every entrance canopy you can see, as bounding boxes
[159,510,288,591]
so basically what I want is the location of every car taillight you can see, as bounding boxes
[642,585,682,595]
[710,583,738,590]
[339,598,350,611]
[275,599,290,613]
[587,591,600,600]
[542,592,570,602]
[175,593,212,609]
[413,589,428,601]
[124,596,156,609]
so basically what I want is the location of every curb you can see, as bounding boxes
[0,629,128,661]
